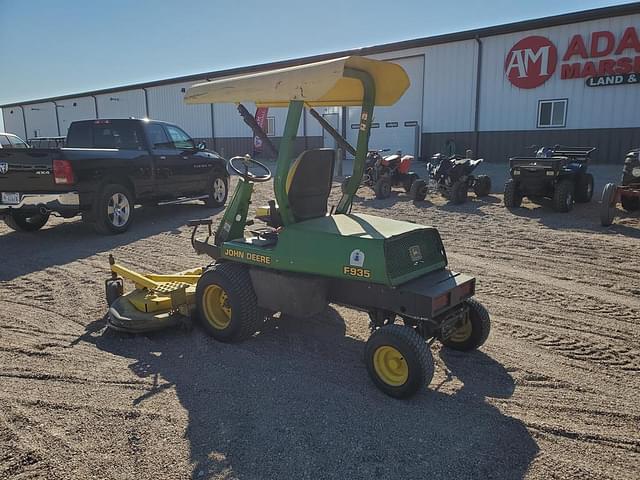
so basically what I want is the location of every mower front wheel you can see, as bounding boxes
[364,324,434,399]
[196,262,262,342]
[440,299,491,352]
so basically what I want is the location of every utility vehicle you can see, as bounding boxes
[600,147,640,226]
[427,153,491,204]
[106,56,490,399]
[504,145,595,212]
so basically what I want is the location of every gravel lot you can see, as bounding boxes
[1,165,639,479]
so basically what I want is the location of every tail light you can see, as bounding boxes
[53,159,75,185]
[433,292,450,311]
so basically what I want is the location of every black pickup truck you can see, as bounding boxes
[0,119,229,234]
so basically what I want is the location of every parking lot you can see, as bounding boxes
[1,168,639,480]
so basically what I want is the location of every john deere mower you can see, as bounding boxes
[106,56,490,398]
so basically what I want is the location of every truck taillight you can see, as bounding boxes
[53,159,75,185]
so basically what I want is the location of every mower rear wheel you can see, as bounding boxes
[450,180,468,204]
[374,176,392,199]
[473,175,492,197]
[600,183,617,226]
[440,299,491,352]
[503,179,522,208]
[575,173,594,203]
[196,262,261,342]
[365,324,434,399]
[552,180,574,213]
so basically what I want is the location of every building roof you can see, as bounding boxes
[2,2,639,108]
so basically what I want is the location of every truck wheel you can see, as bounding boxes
[440,299,491,352]
[450,180,468,204]
[93,184,135,234]
[473,175,492,197]
[364,324,434,399]
[3,212,50,232]
[196,262,262,342]
[341,175,352,195]
[409,179,428,201]
[575,173,594,203]
[600,183,617,226]
[205,175,228,207]
[403,173,418,193]
[552,180,574,213]
[621,195,639,212]
[503,179,522,208]
[374,176,392,199]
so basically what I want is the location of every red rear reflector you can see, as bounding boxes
[433,293,450,311]
[458,281,475,298]
[53,159,74,185]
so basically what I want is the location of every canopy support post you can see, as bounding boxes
[274,100,304,225]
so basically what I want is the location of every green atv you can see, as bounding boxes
[107,56,490,399]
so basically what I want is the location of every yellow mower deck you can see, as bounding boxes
[106,255,203,332]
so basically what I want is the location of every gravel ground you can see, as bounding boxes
[1,166,639,479]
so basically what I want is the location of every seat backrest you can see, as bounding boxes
[287,149,335,222]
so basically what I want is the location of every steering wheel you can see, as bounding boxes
[228,155,272,182]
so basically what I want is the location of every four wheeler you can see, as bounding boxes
[600,147,640,226]
[426,153,492,204]
[105,56,491,399]
[504,145,595,212]
[342,149,426,200]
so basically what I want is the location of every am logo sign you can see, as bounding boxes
[505,36,558,89]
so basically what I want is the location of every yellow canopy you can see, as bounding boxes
[184,56,410,107]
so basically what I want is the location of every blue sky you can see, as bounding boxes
[0,0,635,132]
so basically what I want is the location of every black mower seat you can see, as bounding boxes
[287,149,335,222]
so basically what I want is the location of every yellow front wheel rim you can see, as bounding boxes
[373,346,409,386]
[449,318,472,343]
[202,285,232,330]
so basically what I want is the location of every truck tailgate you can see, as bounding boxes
[0,149,66,193]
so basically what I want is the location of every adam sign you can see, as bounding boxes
[505,26,640,88]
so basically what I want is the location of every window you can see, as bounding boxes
[93,125,142,149]
[8,135,28,148]
[0,135,11,148]
[266,117,275,137]
[147,124,172,149]
[164,125,195,150]
[537,99,567,128]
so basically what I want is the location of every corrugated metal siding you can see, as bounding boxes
[56,97,97,135]
[1,107,27,139]
[95,90,146,119]
[480,13,640,131]
[423,40,478,132]
[147,82,212,138]
[23,102,58,138]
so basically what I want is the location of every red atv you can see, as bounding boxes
[342,149,427,200]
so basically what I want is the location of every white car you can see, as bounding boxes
[0,132,29,149]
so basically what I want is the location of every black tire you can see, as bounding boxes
[93,184,135,234]
[575,173,594,203]
[341,175,352,195]
[450,180,468,204]
[552,180,574,213]
[440,299,491,352]
[600,183,617,226]
[503,179,522,208]
[403,173,418,193]
[374,176,392,199]
[205,174,228,207]
[409,179,428,201]
[105,279,124,307]
[621,195,640,212]
[195,262,262,342]
[3,211,50,232]
[364,324,434,399]
[473,175,492,197]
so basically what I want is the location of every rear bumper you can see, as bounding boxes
[0,191,80,212]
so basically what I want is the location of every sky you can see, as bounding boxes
[0,0,636,132]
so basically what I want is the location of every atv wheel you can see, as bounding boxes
[341,175,352,195]
[403,173,418,193]
[196,262,262,342]
[575,173,594,203]
[440,299,491,352]
[365,324,434,399]
[621,195,640,212]
[503,179,522,208]
[93,184,135,234]
[450,180,468,204]
[600,183,617,226]
[374,176,392,199]
[409,179,427,201]
[473,175,492,197]
[205,175,228,207]
[3,211,50,232]
[552,180,574,213]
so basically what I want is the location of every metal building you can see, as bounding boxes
[2,3,639,163]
